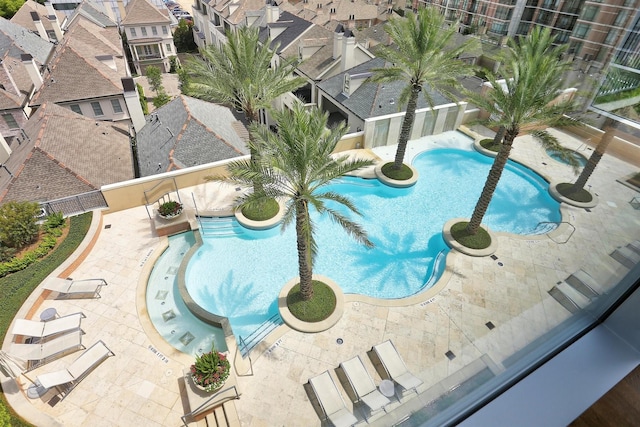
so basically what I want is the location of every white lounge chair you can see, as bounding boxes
[43,277,107,299]
[340,355,390,417]
[610,247,640,269]
[371,340,422,396]
[11,312,85,339]
[308,371,358,427]
[565,270,602,296]
[10,330,85,371]
[36,340,114,400]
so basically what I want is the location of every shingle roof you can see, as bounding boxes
[65,0,118,29]
[30,14,127,107]
[0,17,54,65]
[136,95,249,177]
[280,25,337,80]
[258,11,313,53]
[0,102,133,203]
[121,0,171,25]
[10,0,66,36]
[316,57,451,120]
[0,54,34,111]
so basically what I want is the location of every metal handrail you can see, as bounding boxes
[181,384,241,426]
[190,193,203,231]
[236,336,254,377]
[537,221,576,244]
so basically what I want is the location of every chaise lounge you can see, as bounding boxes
[370,340,423,397]
[11,312,85,340]
[9,330,85,371]
[36,340,114,400]
[308,370,358,427]
[339,355,390,418]
[42,277,108,299]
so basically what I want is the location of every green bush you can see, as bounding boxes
[0,201,40,248]
[153,91,171,108]
[44,212,65,230]
[137,83,149,115]
[0,218,67,278]
[0,246,15,263]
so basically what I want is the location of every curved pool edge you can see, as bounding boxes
[177,230,234,339]
[135,236,193,365]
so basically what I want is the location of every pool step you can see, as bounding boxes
[199,217,244,237]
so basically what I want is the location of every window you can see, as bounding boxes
[494,6,512,20]
[490,21,508,36]
[111,99,123,114]
[91,102,104,116]
[580,5,598,21]
[166,43,172,53]
[70,104,82,115]
[2,114,18,129]
[162,26,168,35]
[141,27,147,36]
[573,23,589,39]
[613,10,629,27]
[604,29,619,45]
[130,27,137,37]
[142,45,154,56]
[152,26,158,36]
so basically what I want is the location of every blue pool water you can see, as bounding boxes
[546,148,588,167]
[185,147,561,342]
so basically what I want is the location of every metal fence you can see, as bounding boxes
[40,190,108,217]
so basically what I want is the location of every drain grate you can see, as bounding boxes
[104,224,111,229]
[485,321,495,330]
[490,254,498,260]
[445,350,456,360]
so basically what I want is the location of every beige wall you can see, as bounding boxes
[102,161,231,213]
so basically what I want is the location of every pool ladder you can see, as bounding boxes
[238,313,283,358]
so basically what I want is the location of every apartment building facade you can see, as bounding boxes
[420,0,639,71]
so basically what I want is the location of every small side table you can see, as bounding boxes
[379,379,395,398]
[40,307,58,322]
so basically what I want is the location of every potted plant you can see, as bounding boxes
[157,200,183,219]
[189,344,230,393]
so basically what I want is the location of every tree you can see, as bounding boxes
[461,27,578,237]
[0,0,24,18]
[0,201,40,248]
[371,7,475,175]
[173,19,197,53]
[145,66,164,95]
[185,26,305,128]
[211,105,374,300]
[185,25,306,193]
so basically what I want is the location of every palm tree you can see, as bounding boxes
[184,27,306,195]
[212,105,374,301]
[371,7,475,174]
[462,27,579,237]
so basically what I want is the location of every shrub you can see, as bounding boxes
[0,246,16,263]
[0,201,40,248]
[44,212,65,230]
[137,83,149,115]
[153,91,171,108]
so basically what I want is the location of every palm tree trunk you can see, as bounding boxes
[493,126,505,145]
[295,200,314,300]
[569,127,614,194]
[393,86,420,170]
[467,129,518,234]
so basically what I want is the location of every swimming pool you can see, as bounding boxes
[545,148,588,167]
[185,147,561,343]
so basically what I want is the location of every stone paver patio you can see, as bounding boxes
[2,129,639,426]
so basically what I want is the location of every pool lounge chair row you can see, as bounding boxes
[307,340,423,427]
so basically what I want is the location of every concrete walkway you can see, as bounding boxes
[2,129,640,426]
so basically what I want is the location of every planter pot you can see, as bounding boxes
[191,374,226,393]
[158,207,183,220]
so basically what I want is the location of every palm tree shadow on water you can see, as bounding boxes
[191,270,276,333]
[347,226,447,297]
